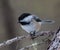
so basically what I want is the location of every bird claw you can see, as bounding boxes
[30,34,37,40]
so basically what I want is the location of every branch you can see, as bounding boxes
[0,31,54,48]
[0,36,24,48]
[47,27,60,50]
[19,42,44,50]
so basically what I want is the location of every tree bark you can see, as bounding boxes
[2,0,17,50]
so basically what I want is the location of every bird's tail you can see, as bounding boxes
[41,20,55,24]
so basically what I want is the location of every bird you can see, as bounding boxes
[18,13,55,39]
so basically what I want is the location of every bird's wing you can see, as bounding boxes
[33,16,42,22]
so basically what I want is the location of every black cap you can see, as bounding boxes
[18,13,31,22]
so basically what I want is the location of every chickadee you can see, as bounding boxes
[18,13,54,39]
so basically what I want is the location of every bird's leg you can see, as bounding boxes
[30,31,36,39]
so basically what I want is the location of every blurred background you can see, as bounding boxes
[0,0,60,50]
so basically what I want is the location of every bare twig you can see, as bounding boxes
[0,31,54,48]
[47,27,60,50]
[0,35,29,48]
[19,42,44,50]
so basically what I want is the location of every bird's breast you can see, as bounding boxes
[20,24,36,33]
[20,20,41,33]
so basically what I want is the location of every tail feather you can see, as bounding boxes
[42,20,55,24]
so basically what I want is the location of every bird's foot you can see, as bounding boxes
[30,34,36,40]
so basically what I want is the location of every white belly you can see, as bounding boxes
[20,21,41,33]
[21,23,36,33]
